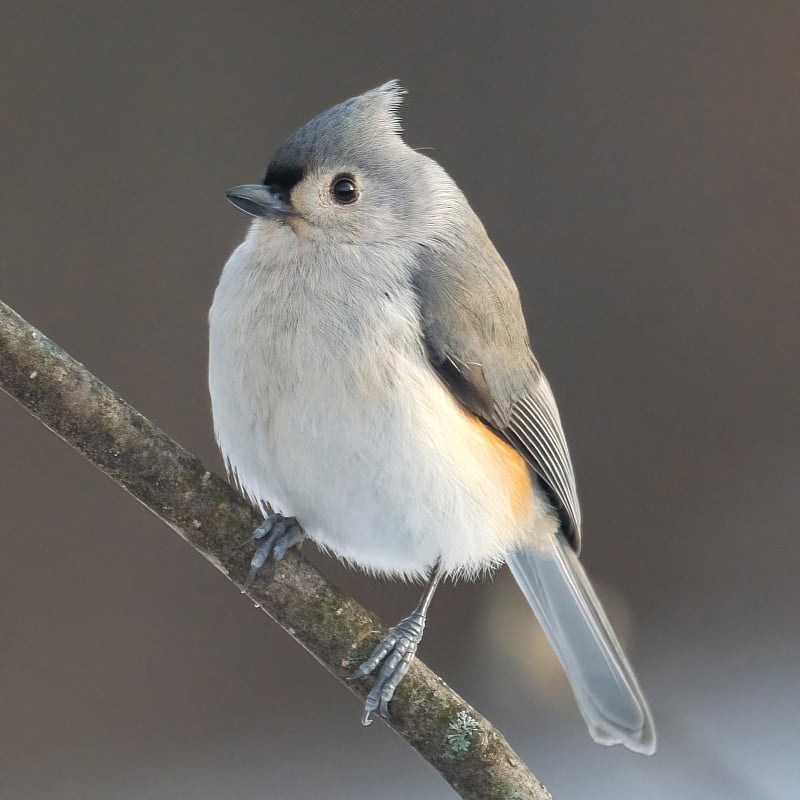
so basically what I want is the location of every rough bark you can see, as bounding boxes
[0,299,551,800]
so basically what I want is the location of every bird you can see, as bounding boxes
[208,81,656,754]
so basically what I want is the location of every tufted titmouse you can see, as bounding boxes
[209,82,656,754]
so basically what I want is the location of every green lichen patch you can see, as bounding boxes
[446,710,482,756]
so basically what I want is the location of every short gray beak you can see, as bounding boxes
[225,184,294,219]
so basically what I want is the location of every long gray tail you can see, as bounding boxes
[507,535,656,755]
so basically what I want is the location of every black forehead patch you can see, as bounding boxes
[262,163,305,191]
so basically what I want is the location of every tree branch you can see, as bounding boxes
[0,298,551,800]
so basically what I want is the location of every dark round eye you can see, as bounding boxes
[331,175,358,204]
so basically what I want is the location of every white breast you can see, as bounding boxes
[209,224,554,580]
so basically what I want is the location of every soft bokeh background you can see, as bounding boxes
[1,3,798,798]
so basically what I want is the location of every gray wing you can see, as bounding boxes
[413,231,582,551]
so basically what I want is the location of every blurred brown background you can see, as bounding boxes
[1,2,798,798]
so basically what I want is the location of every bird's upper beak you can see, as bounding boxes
[225,184,294,219]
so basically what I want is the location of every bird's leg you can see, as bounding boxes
[353,559,444,725]
[242,512,306,592]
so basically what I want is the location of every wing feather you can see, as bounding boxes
[413,230,582,550]
[506,382,582,548]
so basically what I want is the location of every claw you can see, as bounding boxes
[271,523,304,560]
[380,653,413,717]
[353,563,443,726]
[242,560,262,593]
[354,612,426,724]
[252,516,275,541]
[357,635,397,676]
[379,694,391,719]
[362,700,378,726]
[242,533,278,592]
[240,514,306,593]
[348,663,370,682]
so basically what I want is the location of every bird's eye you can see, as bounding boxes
[331,175,358,204]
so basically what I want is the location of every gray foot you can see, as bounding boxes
[242,513,305,591]
[353,611,426,725]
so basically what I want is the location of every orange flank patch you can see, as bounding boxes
[462,412,533,522]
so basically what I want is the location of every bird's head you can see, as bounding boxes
[226,81,449,246]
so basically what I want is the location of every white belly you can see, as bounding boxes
[209,231,554,580]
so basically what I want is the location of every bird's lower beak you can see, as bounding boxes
[225,184,294,219]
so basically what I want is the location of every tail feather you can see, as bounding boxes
[507,535,656,755]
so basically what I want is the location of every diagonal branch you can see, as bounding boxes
[0,298,551,800]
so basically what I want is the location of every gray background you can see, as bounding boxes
[1,2,798,798]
